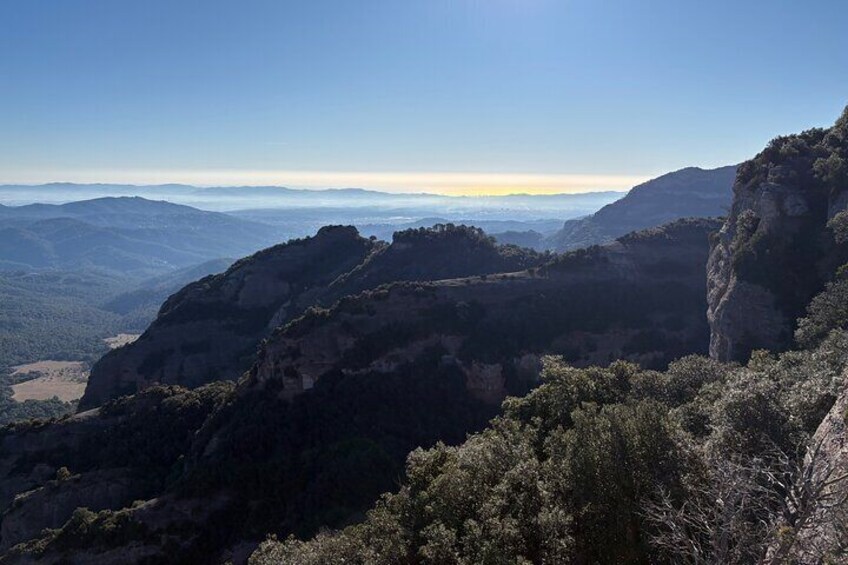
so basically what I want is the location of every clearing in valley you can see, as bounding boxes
[9,361,89,402]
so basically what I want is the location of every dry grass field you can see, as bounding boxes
[10,361,89,402]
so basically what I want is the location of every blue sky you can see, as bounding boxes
[1,0,847,194]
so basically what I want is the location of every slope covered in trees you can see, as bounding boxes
[81,225,546,409]
[251,326,848,564]
[545,165,736,251]
[0,197,280,275]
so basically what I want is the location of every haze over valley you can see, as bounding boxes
[0,168,735,388]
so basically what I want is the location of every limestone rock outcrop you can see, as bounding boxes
[81,226,377,410]
[248,218,720,405]
[81,225,544,410]
[708,109,848,362]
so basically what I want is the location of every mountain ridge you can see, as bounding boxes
[0,197,281,276]
[79,224,546,410]
[1,182,624,200]
[545,165,736,251]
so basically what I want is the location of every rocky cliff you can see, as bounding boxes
[708,108,848,361]
[81,224,542,410]
[779,379,848,563]
[80,226,377,410]
[248,218,720,406]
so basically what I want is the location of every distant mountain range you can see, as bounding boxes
[0,198,281,276]
[544,166,737,251]
[0,171,740,259]
[102,258,234,322]
[0,165,739,372]
[0,182,624,216]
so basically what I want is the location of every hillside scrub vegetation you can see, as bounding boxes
[251,286,848,564]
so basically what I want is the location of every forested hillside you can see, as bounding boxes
[3,1,843,562]
[0,271,128,368]
[252,333,848,564]
[545,166,736,251]
[81,225,546,409]
[0,197,279,275]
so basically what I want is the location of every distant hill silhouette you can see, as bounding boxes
[545,166,736,251]
[0,197,280,275]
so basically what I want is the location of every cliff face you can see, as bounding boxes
[80,226,377,410]
[700,107,848,560]
[82,224,542,410]
[782,379,848,563]
[708,109,848,362]
[247,219,719,405]
[0,468,146,551]
[545,166,736,252]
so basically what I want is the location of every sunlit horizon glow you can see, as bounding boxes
[1,3,846,193]
[0,169,652,196]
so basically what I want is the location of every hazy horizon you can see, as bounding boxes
[0,170,646,196]
[0,176,634,198]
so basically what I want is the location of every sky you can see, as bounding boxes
[1,0,847,195]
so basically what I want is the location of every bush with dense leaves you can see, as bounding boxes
[251,325,848,564]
